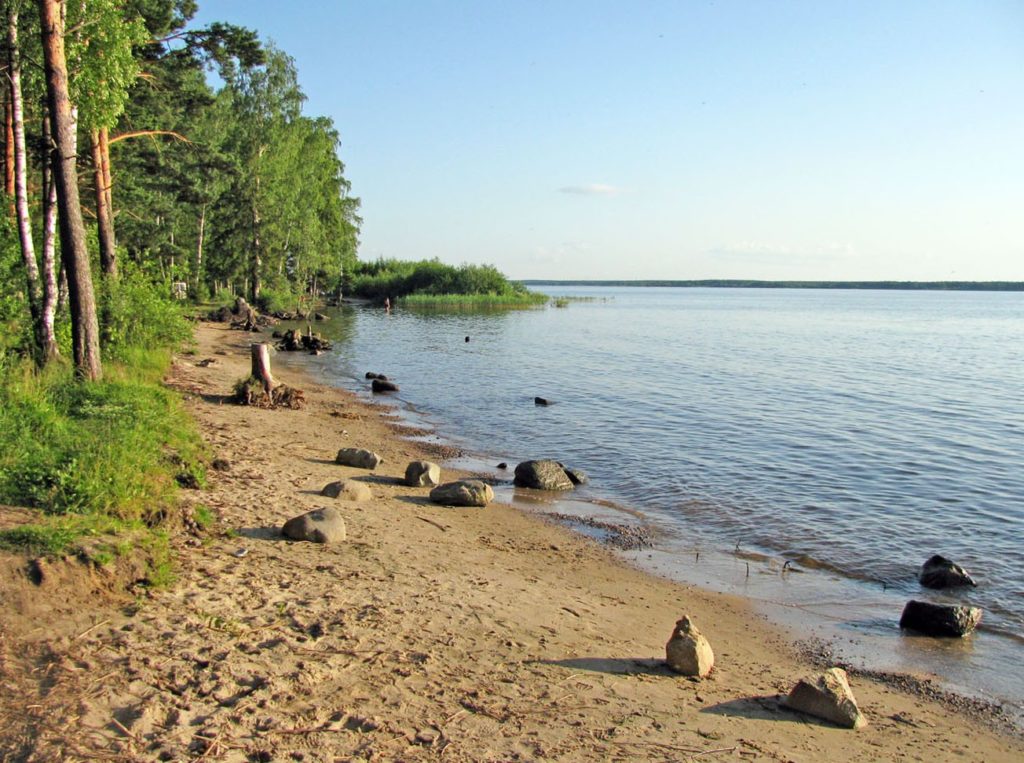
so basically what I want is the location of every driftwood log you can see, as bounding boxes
[233,343,305,408]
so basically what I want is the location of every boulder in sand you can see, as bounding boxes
[405,461,441,487]
[665,615,715,678]
[919,555,977,589]
[784,667,867,729]
[335,448,383,469]
[514,460,574,491]
[282,507,347,543]
[372,378,399,393]
[429,480,494,507]
[899,600,982,637]
[320,480,372,502]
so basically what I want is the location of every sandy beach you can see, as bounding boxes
[1,320,1021,762]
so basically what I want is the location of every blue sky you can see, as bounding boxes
[192,1,1024,281]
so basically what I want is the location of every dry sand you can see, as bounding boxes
[1,321,1022,761]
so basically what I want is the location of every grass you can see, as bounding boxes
[0,346,205,588]
[400,292,549,309]
[0,349,205,519]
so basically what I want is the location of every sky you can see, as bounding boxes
[191,1,1024,281]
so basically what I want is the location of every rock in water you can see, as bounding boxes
[320,480,372,502]
[513,460,574,491]
[664,616,715,678]
[899,600,982,637]
[371,378,399,393]
[562,466,589,485]
[919,555,977,589]
[405,461,441,487]
[784,668,867,729]
[534,397,552,406]
[429,480,494,507]
[335,448,383,469]
[282,507,347,543]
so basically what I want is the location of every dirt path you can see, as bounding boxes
[2,321,1021,762]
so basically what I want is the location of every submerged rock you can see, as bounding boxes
[429,480,494,507]
[282,507,347,544]
[534,397,552,406]
[665,616,715,678]
[405,461,441,487]
[514,460,574,491]
[320,480,371,502]
[372,378,399,393]
[784,667,867,729]
[899,600,982,637]
[335,448,383,469]
[919,555,977,589]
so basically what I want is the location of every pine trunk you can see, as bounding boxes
[40,0,102,381]
[91,129,117,277]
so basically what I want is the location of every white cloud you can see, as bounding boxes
[557,183,626,196]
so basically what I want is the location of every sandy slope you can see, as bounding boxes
[3,321,1022,762]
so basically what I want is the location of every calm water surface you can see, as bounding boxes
[296,287,1024,714]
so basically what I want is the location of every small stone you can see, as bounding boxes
[211,458,231,471]
[281,507,347,543]
[496,462,508,470]
[429,480,494,507]
[899,600,982,637]
[404,461,441,487]
[335,448,382,469]
[665,615,715,678]
[784,667,867,729]
[320,480,372,502]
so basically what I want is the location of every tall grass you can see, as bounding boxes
[0,350,205,520]
[400,292,548,309]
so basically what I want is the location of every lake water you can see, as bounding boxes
[293,286,1024,719]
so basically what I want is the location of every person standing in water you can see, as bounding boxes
[384,297,391,312]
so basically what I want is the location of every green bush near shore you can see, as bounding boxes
[347,258,545,305]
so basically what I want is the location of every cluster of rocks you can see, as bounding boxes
[899,555,982,638]
[273,328,332,354]
[665,615,867,729]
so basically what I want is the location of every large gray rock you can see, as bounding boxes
[919,555,977,589]
[784,668,867,729]
[429,480,494,507]
[335,448,383,469]
[899,600,982,637]
[405,461,441,487]
[320,480,372,502]
[513,460,574,491]
[282,507,347,543]
[665,616,715,678]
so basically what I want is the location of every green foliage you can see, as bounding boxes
[0,513,128,556]
[100,266,192,360]
[192,504,215,530]
[349,259,536,302]
[0,353,205,521]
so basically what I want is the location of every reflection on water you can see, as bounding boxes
[292,287,1024,717]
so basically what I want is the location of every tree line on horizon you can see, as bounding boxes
[522,279,1024,291]
[0,0,361,381]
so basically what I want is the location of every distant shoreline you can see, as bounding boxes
[522,279,1024,291]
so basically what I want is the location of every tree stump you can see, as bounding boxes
[251,343,275,394]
